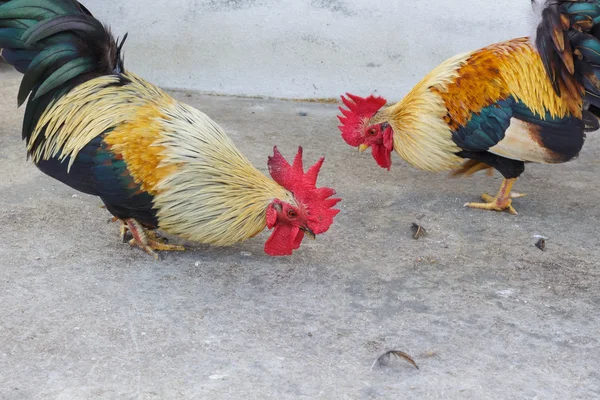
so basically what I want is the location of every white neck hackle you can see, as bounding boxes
[153,102,295,246]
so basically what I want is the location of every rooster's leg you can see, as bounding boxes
[123,218,185,259]
[108,217,132,242]
[117,220,169,243]
[118,219,129,242]
[464,178,525,215]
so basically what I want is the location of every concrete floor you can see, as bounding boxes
[1,65,600,400]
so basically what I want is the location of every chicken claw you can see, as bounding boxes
[122,218,185,259]
[464,178,523,215]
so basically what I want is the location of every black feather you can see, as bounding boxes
[535,0,600,104]
[0,47,35,70]
[23,14,103,46]
[114,32,127,73]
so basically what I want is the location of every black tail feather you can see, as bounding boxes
[583,103,600,131]
[0,0,125,103]
[534,1,600,110]
[0,0,126,149]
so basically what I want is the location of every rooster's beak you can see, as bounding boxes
[358,144,369,153]
[301,226,316,240]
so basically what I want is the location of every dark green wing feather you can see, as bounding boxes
[451,99,514,151]
[452,96,584,163]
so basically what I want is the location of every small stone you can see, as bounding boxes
[535,238,546,251]
[298,111,308,117]
[194,261,201,267]
[240,251,252,257]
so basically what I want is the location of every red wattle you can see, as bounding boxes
[264,225,304,256]
[371,144,392,170]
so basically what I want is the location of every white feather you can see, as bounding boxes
[488,118,557,164]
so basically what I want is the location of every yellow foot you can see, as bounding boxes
[464,178,524,215]
[465,192,526,215]
[121,218,185,259]
[127,238,186,260]
[480,192,527,202]
[464,195,518,215]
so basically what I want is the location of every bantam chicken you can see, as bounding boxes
[0,0,341,258]
[338,0,600,215]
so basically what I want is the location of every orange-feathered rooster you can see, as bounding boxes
[0,0,341,258]
[339,0,600,215]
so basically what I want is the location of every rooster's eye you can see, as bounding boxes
[368,128,377,136]
[287,210,298,218]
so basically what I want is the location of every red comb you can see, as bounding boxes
[268,146,341,234]
[338,93,387,146]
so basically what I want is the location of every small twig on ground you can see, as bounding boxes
[371,350,419,371]
[411,223,427,240]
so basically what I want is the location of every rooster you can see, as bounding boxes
[338,0,600,215]
[0,0,341,258]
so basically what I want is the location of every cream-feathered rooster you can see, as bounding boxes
[0,0,341,258]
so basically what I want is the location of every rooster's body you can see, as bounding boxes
[0,0,340,257]
[339,0,600,214]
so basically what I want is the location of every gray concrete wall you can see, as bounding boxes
[85,1,532,100]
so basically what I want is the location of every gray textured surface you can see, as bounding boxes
[1,66,600,399]
[82,0,531,100]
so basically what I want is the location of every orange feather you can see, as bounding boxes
[103,103,179,196]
